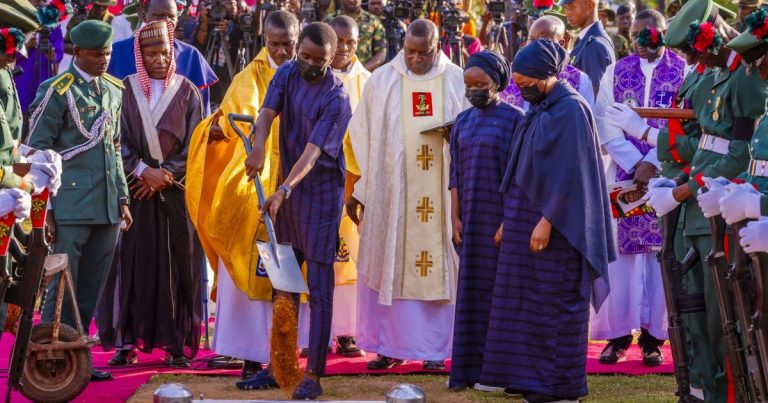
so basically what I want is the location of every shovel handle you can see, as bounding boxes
[227,113,280,248]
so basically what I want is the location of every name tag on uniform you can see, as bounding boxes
[79,106,97,113]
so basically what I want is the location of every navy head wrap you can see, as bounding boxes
[511,39,567,79]
[465,50,512,89]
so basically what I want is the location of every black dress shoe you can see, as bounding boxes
[423,360,446,370]
[641,345,664,366]
[336,336,365,357]
[366,354,404,370]
[108,348,138,366]
[241,360,263,379]
[598,343,628,364]
[91,369,112,381]
[166,353,190,368]
[207,355,243,369]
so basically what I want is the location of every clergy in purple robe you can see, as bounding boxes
[448,51,524,390]
[591,10,684,366]
[106,0,217,114]
[14,25,64,114]
[243,22,352,400]
[481,39,614,402]
[95,20,204,368]
[499,16,595,110]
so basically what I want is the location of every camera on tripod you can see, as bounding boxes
[487,0,505,23]
[439,0,468,34]
[206,0,229,22]
[238,12,254,32]
[300,0,318,23]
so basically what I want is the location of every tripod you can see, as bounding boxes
[205,25,235,80]
[444,29,464,68]
[385,18,404,62]
[486,18,509,57]
[236,31,255,73]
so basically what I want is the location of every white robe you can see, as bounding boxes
[349,52,467,360]
[330,59,370,337]
[589,57,668,341]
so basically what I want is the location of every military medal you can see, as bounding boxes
[712,97,721,121]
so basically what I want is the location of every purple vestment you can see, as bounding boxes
[612,50,685,254]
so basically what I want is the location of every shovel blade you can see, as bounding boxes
[256,241,309,294]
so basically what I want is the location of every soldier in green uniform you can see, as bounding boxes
[324,0,386,71]
[701,8,768,227]
[65,0,118,60]
[28,19,131,381]
[597,0,631,60]
[735,0,763,31]
[642,0,768,400]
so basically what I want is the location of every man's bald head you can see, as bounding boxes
[138,0,178,25]
[406,19,439,47]
[529,16,566,43]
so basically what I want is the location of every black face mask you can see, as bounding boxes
[520,84,545,104]
[296,58,326,82]
[465,89,494,108]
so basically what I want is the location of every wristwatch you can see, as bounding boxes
[278,184,292,199]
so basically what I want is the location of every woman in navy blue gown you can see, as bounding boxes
[480,40,615,403]
[448,50,524,390]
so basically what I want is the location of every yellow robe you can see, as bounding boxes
[186,48,280,301]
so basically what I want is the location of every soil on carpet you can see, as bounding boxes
[129,374,677,402]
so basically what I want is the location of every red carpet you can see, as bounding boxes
[0,330,673,402]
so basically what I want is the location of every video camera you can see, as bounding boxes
[487,0,505,23]
[438,0,468,34]
[300,0,318,23]
[205,0,229,21]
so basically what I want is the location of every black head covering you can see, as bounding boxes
[511,39,567,80]
[465,50,511,89]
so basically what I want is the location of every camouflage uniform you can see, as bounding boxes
[325,9,385,65]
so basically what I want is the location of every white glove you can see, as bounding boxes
[644,184,681,217]
[720,184,762,225]
[696,177,730,218]
[739,218,768,254]
[8,189,31,219]
[25,168,51,196]
[0,189,31,219]
[605,103,648,139]
[648,177,677,189]
[28,150,62,195]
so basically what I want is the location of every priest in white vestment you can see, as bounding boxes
[347,19,468,370]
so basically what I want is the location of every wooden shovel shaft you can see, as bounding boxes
[632,107,696,120]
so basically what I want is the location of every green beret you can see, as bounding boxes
[666,0,715,48]
[70,20,114,49]
[0,0,40,32]
[727,8,768,60]
[122,2,137,15]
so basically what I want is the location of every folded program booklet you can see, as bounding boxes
[607,180,655,218]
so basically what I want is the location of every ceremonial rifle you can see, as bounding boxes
[708,215,752,401]
[730,220,768,401]
[632,107,696,120]
[658,205,703,402]
[750,248,768,392]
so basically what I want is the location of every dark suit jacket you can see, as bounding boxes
[570,21,615,97]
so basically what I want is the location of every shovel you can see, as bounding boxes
[228,113,309,294]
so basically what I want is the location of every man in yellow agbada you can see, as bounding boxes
[185,10,300,384]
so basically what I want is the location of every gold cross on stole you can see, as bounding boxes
[416,196,434,222]
[416,144,434,170]
[415,250,433,277]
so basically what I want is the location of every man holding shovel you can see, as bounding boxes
[243,21,352,400]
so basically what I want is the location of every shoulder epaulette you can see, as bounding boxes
[50,73,75,95]
[102,73,125,90]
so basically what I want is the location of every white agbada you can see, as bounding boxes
[330,58,370,338]
[589,57,668,341]
[349,51,467,360]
